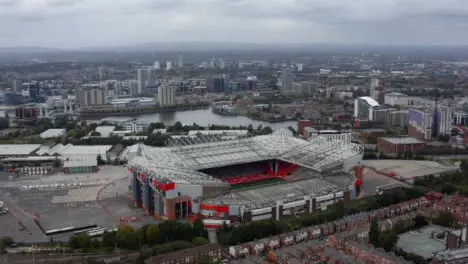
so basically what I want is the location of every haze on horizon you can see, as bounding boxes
[1,0,468,49]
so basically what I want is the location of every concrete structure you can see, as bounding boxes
[377,137,425,154]
[77,84,107,107]
[128,129,363,221]
[158,82,176,107]
[353,96,380,121]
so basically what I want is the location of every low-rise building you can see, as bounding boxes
[144,243,223,264]
[377,137,425,154]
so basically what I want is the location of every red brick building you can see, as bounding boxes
[377,137,425,154]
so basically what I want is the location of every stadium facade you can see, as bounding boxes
[127,130,364,223]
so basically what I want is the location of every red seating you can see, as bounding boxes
[277,162,299,178]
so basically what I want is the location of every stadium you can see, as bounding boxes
[127,129,364,224]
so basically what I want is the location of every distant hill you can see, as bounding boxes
[0,46,63,53]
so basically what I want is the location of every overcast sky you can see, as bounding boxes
[1,0,468,48]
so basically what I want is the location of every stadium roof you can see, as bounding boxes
[128,129,364,186]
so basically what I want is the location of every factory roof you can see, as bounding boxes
[0,144,41,156]
[60,145,112,156]
[380,137,424,145]
[40,128,67,139]
[358,96,380,107]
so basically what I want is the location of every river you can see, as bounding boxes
[86,108,297,130]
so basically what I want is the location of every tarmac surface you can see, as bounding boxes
[0,166,156,243]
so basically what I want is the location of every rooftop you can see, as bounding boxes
[128,129,363,189]
[0,144,41,156]
[40,129,66,139]
[380,137,424,145]
[358,96,380,107]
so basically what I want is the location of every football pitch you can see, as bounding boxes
[230,178,285,191]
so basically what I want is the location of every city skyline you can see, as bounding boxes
[1,0,468,48]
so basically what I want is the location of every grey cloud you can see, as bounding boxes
[47,0,86,7]
[1,0,468,47]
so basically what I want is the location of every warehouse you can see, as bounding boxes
[1,156,57,175]
[0,144,41,157]
[61,145,113,162]
[63,158,98,174]
[377,137,425,155]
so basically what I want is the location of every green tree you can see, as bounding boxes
[414,215,429,229]
[96,154,106,165]
[193,219,205,237]
[146,224,160,246]
[90,131,101,137]
[116,225,141,250]
[378,231,398,251]
[433,212,454,228]
[369,217,380,247]
[102,231,117,248]
[192,237,209,246]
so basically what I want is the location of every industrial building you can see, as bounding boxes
[127,129,363,222]
[377,137,425,155]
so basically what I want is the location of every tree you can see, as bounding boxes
[90,131,101,137]
[414,215,429,229]
[433,212,454,228]
[146,224,160,245]
[193,219,205,237]
[378,231,398,251]
[192,237,209,246]
[369,217,380,247]
[97,154,106,165]
[116,225,141,250]
[441,184,457,194]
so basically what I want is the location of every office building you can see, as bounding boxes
[370,78,388,103]
[219,58,225,69]
[297,63,303,72]
[166,61,172,70]
[177,55,183,68]
[146,68,155,87]
[158,83,176,107]
[280,67,294,93]
[25,82,40,102]
[137,69,145,95]
[77,84,108,107]
[129,80,139,97]
[353,96,380,121]
[12,79,22,93]
[154,61,160,70]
